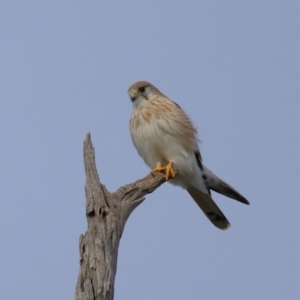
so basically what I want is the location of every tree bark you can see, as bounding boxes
[75,133,172,300]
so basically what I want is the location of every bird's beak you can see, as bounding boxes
[129,90,137,102]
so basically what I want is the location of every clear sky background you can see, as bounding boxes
[1,1,299,299]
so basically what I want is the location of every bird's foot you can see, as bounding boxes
[151,162,176,181]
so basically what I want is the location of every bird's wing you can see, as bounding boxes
[150,96,199,151]
[187,186,230,230]
[203,165,250,205]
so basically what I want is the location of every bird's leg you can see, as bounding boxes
[151,161,176,181]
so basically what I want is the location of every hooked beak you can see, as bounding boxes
[129,90,137,102]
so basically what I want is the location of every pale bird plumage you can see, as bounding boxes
[128,81,249,230]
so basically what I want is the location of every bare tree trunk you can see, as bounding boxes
[75,133,171,300]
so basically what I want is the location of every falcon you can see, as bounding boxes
[128,81,249,229]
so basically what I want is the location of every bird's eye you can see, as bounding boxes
[139,87,146,93]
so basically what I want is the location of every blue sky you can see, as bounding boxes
[1,1,299,299]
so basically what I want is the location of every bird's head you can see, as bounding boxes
[128,81,163,108]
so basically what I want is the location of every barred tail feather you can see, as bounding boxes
[187,186,230,230]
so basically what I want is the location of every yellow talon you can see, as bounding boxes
[151,161,176,181]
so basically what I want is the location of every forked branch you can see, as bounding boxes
[75,133,173,300]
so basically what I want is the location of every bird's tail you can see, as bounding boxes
[187,186,230,230]
[203,166,250,205]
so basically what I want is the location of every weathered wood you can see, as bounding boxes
[75,133,172,300]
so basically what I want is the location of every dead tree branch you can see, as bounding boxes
[75,133,172,300]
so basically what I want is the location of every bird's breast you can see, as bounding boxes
[130,108,192,172]
[130,110,164,168]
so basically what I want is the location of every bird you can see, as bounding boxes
[128,81,249,230]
